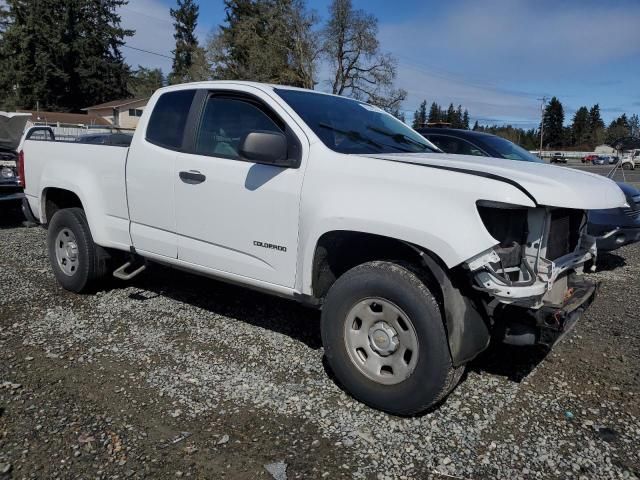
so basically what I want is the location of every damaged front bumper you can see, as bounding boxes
[465,235,596,309]
[496,274,598,347]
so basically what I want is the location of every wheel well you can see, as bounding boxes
[44,188,83,224]
[312,231,435,300]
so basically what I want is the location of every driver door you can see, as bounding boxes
[173,91,305,288]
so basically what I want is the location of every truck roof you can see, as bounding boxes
[154,81,356,102]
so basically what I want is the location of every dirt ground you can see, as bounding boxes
[1,210,638,480]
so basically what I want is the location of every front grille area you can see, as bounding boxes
[546,209,584,260]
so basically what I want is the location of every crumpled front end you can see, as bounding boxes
[465,202,596,310]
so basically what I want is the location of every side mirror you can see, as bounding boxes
[239,131,290,167]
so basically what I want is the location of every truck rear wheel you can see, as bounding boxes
[47,208,108,293]
[321,261,461,415]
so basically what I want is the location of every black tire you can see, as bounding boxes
[321,261,460,415]
[622,163,633,170]
[47,208,108,293]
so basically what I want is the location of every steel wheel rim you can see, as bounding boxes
[55,228,79,276]
[343,297,419,385]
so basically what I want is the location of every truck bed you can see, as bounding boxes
[23,140,132,250]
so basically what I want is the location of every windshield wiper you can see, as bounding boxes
[318,123,384,150]
[366,125,435,152]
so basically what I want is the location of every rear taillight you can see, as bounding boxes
[17,150,25,188]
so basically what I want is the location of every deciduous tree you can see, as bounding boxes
[323,0,405,113]
[128,66,165,98]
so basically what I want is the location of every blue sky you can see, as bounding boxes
[120,0,640,128]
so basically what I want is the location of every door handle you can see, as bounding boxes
[179,170,206,184]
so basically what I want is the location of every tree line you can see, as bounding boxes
[1,0,638,150]
[412,95,639,150]
[0,0,405,115]
[540,96,640,150]
[411,100,470,130]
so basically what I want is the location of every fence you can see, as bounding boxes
[27,121,135,142]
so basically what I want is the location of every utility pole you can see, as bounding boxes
[538,96,547,159]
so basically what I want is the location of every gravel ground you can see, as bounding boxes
[1,211,639,480]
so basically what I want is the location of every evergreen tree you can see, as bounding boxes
[587,104,605,147]
[472,120,479,131]
[445,103,456,125]
[427,102,440,123]
[605,114,631,144]
[542,96,564,147]
[68,0,133,110]
[462,109,470,130]
[570,106,590,147]
[453,104,463,128]
[412,99,427,129]
[630,114,640,137]
[209,0,319,88]
[0,0,132,111]
[169,0,209,84]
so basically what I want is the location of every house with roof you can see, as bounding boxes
[82,97,150,129]
[18,110,111,127]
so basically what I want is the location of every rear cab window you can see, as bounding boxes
[146,90,196,150]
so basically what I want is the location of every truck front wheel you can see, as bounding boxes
[321,261,461,415]
[47,208,108,293]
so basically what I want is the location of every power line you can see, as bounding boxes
[120,5,211,39]
[123,44,172,60]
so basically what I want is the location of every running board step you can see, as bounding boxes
[113,261,146,281]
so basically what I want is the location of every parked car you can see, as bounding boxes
[1,112,31,206]
[607,155,620,165]
[550,152,567,164]
[419,128,639,252]
[418,127,546,163]
[1,112,54,218]
[621,149,638,170]
[582,154,599,164]
[588,182,640,251]
[20,82,626,415]
[76,132,133,147]
[593,156,607,165]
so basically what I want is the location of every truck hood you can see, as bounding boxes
[0,112,31,152]
[365,152,627,210]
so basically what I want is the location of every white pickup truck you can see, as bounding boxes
[21,81,626,414]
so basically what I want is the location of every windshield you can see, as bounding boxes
[274,88,437,155]
[480,135,543,163]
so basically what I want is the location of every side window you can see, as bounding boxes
[195,96,283,159]
[427,135,486,157]
[146,90,195,150]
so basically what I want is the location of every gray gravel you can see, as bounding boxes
[1,215,639,479]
